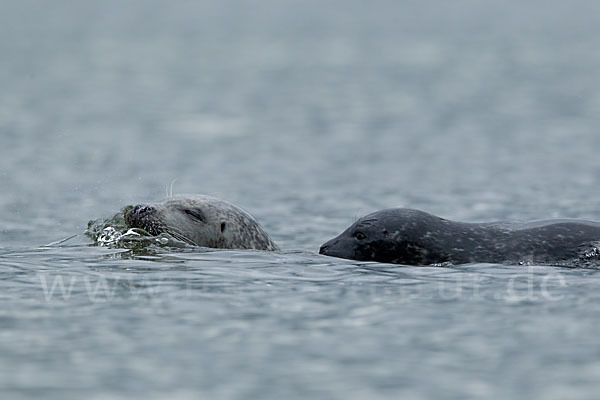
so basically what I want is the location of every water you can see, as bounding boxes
[2,0,600,398]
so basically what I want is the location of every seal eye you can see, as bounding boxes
[183,208,206,223]
[220,222,226,233]
[353,231,366,240]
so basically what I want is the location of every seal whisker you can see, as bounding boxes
[165,178,178,198]
[164,228,195,245]
[42,234,79,247]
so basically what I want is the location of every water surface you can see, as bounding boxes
[1,0,600,399]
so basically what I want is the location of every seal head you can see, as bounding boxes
[124,195,278,251]
[319,209,452,265]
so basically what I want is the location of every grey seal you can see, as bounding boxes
[319,208,600,265]
[124,195,278,250]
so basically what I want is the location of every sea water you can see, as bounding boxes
[1,0,600,398]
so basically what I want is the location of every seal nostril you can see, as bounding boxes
[133,205,153,217]
[319,245,328,254]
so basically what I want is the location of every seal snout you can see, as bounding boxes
[125,204,157,229]
[319,238,339,256]
[319,243,330,254]
[132,204,155,218]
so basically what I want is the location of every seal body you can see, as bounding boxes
[124,195,278,251]
[319,208,600,265]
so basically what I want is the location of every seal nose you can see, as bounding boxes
[319,244,329,254]
[133,204,154,217]
[125,204,156,229]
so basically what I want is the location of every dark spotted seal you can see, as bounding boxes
[319,208,600,265]
[124,195,278,250]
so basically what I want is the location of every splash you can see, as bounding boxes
[86,207,186,249]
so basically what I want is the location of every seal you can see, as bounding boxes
[319,208,600,265]
[124,195,278,251]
